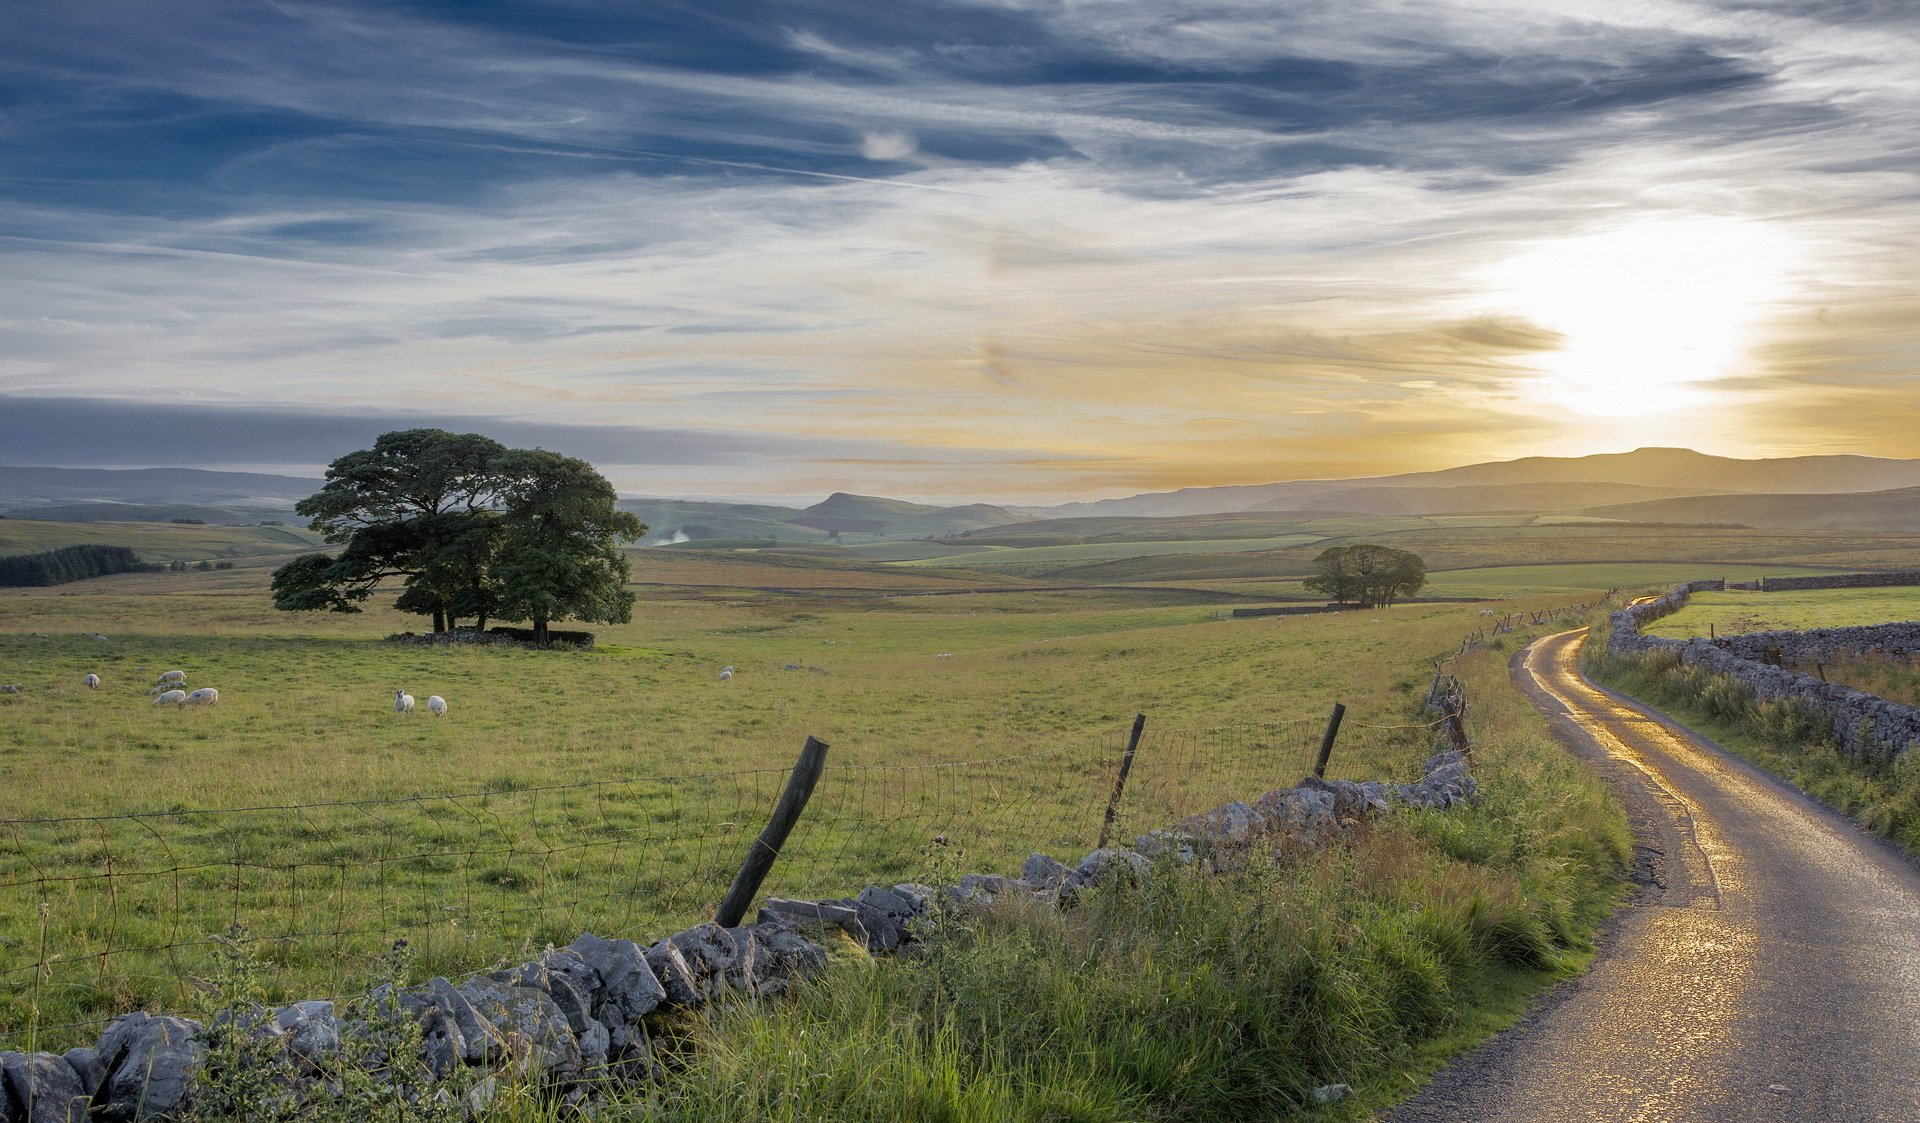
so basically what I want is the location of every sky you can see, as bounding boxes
[2,0,1917,503]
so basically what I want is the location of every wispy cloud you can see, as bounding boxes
[0,1,1915,500]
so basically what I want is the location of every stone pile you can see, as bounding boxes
[0,737,1480,1122]
[1606,584,1920,758]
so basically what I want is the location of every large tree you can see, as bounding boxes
[491,448,645,644]
[1304,544,1426,608]
[272,431,645,639]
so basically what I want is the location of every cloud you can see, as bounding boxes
[1,1,1917,500]
[860,130,919,161]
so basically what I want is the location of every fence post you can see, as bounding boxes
[1445,706,1470,759]
[1313,702,1347,779]
[1097,713,1148,850]
[714,736,830,928]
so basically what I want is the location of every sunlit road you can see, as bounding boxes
[1388,628,1920,1123]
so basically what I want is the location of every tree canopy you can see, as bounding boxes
[272,430,645,640]
[1303,544,1427,607]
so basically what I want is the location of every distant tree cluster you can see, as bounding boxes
[0,544,160,587]
[163,560,234,572]
[1304,544,1427,607]
[271,430,646,643]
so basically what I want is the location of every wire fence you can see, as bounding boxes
[0,710,1444,1051]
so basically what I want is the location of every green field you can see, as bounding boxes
[3,510,1915,1117]
[1424,562,1838,600]
[0,555,1616,1048]
[1643,586,1920,638]
[0,518,324,566]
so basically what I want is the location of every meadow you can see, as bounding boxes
[1641,585,1920,637]
[4,511,1916,1115]
[0,548,1619,1051]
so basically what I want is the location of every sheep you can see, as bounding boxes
[152,689,187,706]
[718,666,733,682]
[184,687,219,706]
[0,684,22,695]
[426,695,447,717]
[83,674,101,690]
[154,670,187,687]
[395,690,415,714]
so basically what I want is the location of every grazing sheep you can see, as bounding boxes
[83,674,101,690]
[718,666,733,682]
[1,684,22,695]
[426,695,447,718]
[154,670,187,687]
[395,690,415,714]
[184,687,219,706]
[152,689,187,706]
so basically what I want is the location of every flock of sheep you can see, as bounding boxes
[145,668,218,707]
[4,670,450,719]
[394,689,449,717]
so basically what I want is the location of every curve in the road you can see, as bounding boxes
[1389,628,1920,1123]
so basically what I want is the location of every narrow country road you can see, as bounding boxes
[1388,628,1920,1123]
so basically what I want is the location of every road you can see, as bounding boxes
[1388,628,1920,1123]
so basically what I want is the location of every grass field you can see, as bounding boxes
[0,519,324,566]
[0,555,1620,1050]
[1642,586,1920,638]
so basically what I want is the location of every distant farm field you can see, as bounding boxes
[0,518,324,566]
[1423,562,1839,600]
[1642,586,1920,638]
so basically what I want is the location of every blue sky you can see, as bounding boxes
[2,1,1916,501]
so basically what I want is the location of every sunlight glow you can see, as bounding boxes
[1481,218,1797,418]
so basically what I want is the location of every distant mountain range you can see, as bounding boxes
[5,448,1920,536]
[1046,448,1920,519]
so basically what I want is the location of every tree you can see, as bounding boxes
[1304,544,1426,607]
[272,431,646,640]
[490,449,645,644]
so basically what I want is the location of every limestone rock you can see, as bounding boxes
[95,1013,204,1122]
[1,1050,89,1123]
[1020,852,1072,889]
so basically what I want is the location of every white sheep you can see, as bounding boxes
[426,695,447,717]
[718,666,733,682]
[152,689,187,706]
[395,690,415,714]
[83,674,101,690]
[184,687,219,706]
[154,670,187,687]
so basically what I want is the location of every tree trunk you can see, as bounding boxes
[534,615,549,645]
[476,612,489,631]
[432,607,447,633]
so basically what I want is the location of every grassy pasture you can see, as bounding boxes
[0,562,1607,1049]
[0,518,324,566]
[1642,586,1920,638]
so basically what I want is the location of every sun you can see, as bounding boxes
[1479,217,1797,418]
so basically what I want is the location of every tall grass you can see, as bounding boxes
[1592,647,1920,852]
[574,641,1630,1123]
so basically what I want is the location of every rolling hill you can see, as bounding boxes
[1586,486,1920,532]
[1048,448,1920,519]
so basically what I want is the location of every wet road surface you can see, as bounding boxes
[1388,628,1920,1123]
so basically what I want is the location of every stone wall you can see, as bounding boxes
[1604,584,1920,758]
[0,732,1479,1122]
[1756,571,1920,593]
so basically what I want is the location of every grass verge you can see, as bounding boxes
[562,644,1627,1123]
[1589,646,1920,853]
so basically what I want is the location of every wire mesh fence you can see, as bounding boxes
[0,708,1443,1051]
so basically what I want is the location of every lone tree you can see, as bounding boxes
[1304,544,1426,607]
[272,430,645,639]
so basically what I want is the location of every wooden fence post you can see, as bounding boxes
[1313,702,1347,779]
[715,736,830,928]
[1097,713,1149,850]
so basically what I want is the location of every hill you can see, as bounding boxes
[1267,481,1718,516]
[1050,448,1920,519]
[624,493,1024,544]
[1587,486,1920,532]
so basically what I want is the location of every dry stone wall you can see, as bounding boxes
[0,736,1479,1122]
[1605,584,1920,758]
